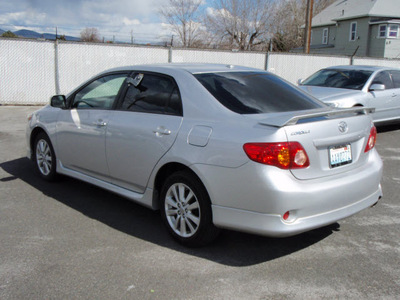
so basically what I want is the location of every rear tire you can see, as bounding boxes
[33,132,58,181]
[160,171,219,247]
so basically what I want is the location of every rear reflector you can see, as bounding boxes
[243,142,310,169]
[283,211,290,221]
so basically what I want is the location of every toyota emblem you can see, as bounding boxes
[338,121,348,133]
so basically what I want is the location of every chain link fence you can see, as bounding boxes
[1,37,400,105]
[172,48,266,69]
[0,39,56,105]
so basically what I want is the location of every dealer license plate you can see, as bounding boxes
[329,144,352,168]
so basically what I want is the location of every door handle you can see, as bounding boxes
[92,120,107,127]
[153,126,171,136]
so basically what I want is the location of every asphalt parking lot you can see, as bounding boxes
[1,106,399,299]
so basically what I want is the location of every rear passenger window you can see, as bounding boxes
[120,73,182,115]
[195,72,324,114]
[390,71,400,88]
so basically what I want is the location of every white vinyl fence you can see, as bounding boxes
[1,38,400,105]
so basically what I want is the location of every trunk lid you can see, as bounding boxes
[257,107,375,180]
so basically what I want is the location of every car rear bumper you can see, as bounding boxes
[194,149,383,237]
[212,184,381,237]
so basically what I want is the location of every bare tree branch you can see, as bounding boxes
[80,28,101,43]
[205,0,275,51]
[159,0,204,48]
[270,0,335,52]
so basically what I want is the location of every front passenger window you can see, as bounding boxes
[371,71,393,90]
[390,71,400,88]
[72,73,128,109]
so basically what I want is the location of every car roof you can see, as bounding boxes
[324,65,397,72]
[101,63,262,75]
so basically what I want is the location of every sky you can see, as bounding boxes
[0,0,204,43]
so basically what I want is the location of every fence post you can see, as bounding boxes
[350,46,359,65]
[54,39,60,94]
[168,47,173,63]
[264,51,270,71]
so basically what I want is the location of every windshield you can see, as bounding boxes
[194,72,324,114]
[301,69,373,90]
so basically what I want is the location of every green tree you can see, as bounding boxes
[1,31,18,38]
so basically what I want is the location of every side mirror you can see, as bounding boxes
[50,95,66,108]
[369,84,385,91]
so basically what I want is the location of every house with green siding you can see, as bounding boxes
[306,0,400,58]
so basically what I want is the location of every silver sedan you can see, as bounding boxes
[26,64,383,246]
[299,65,400,124]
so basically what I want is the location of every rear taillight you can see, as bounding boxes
[364,125,377,153]
[243,142,310,169]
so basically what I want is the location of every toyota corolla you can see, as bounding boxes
[27,64,383,246]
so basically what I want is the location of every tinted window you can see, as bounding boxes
[372,71,393,89]
[301,69,373,90]
[390,70,400,88]
[72,73,128,109]
[120,73,182,115]
[195,72,324,114]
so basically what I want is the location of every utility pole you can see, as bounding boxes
[170,35,174,47]
[55,26,58,40]
[131,30,133,44]
[304,0,314,54]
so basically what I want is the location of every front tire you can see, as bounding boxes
[33,132,58,181]
[160,171,219,247]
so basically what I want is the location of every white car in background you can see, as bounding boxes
[299,65,400,125]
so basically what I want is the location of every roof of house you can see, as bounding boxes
[312,0,400,27]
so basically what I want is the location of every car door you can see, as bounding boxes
[388,70,400,121]
[367,70,396,122]
[56,72,129,181]
[106,72,183,193]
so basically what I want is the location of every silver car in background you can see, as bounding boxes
[26,64,383,247]
[298,65,400,125]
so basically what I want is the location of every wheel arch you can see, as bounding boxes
[152,162,209,210]
[29,127,49,160]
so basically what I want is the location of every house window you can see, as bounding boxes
[322,28,329,44]
[379,25,387,38]
[388,24,399,38]
[350,22,357,41]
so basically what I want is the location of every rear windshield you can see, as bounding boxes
[301,69,373,90]
[194,72,323,114]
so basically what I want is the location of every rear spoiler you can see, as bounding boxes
[259,107,375,127]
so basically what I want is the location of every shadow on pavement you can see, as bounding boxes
[1,157,340,267]
[377,123,400,133]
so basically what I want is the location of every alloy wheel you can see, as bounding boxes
[164,183,201,238]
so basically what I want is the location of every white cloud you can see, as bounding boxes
[122,18,141,26]
[0,0,173,43]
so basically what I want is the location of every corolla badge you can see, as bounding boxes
[338,121,348,133]
[291,130,310,136]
